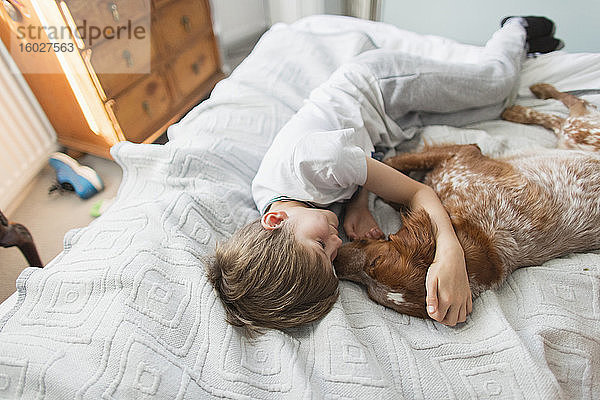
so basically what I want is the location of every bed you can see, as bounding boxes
[1,15,599,399]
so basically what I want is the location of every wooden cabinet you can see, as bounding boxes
[0,0,224,158]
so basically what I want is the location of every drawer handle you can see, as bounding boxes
[3,1,22,22]
[109,2,120,22]
[191,56,205,74]
[181,15,191,33]
[122,50,133,67]
[142,101,151,116]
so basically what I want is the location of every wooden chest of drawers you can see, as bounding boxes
[0,0,224,158]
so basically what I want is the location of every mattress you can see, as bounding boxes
[1,15,599,399]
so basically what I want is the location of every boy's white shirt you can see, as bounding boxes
[251,59,419,215]
[252,125,374,214]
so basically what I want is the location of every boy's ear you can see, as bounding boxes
[261,211,289,230]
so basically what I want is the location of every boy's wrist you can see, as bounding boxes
[434,234,465,259]
[348,187,369,208]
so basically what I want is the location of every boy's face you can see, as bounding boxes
[263,207,343,268]
[290,208,343,265]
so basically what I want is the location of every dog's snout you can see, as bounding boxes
[333,245,367,278]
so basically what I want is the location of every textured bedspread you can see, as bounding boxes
[1,15,599,399]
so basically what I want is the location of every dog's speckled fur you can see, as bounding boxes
[334,144,600,319]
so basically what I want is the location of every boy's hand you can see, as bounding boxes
[425,242,472,326]
[344,187,385,240]
[343,205,385,240]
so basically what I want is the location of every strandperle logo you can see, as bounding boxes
[16,19,147,46]
[10,15,151,74]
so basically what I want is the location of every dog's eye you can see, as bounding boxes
[370,256,381,268]
[317,239,326,249]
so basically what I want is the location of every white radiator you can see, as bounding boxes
[0,40,57,213]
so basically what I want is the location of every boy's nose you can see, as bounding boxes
[333,234,342,248]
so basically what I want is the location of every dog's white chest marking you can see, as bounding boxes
[387,292,405,304]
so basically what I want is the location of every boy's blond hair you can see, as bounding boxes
[207,218,339,336]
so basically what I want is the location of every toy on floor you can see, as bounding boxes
[48,152,104,199]
[90,197,114,218]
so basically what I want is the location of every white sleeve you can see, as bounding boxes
[292,128,373,205]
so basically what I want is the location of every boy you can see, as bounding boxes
[209,17,560,335]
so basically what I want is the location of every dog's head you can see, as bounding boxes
[334,209,436,318]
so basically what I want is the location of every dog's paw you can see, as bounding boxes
[529,83,558,99]
[501,105,531,123]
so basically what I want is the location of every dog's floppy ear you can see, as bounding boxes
[388,209,436,269]
[333,245,367,281]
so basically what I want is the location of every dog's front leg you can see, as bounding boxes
[384,144,480,173]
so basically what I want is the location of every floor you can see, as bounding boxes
[0,153,124,302]
[0,35,259,303]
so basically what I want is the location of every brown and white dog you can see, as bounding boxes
[334,144,600,319]
[502,83,600,151]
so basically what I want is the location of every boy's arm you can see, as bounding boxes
[343,187,384,240]
[363,157,472,326]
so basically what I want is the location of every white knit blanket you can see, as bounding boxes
[1,16,599,399]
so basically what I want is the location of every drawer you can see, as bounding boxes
[151,0,172,9]
[110,73,172,143]
[63,0,151,48]
[88,18,157,97]
[170,36,219,99]
[153,0,210,53]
